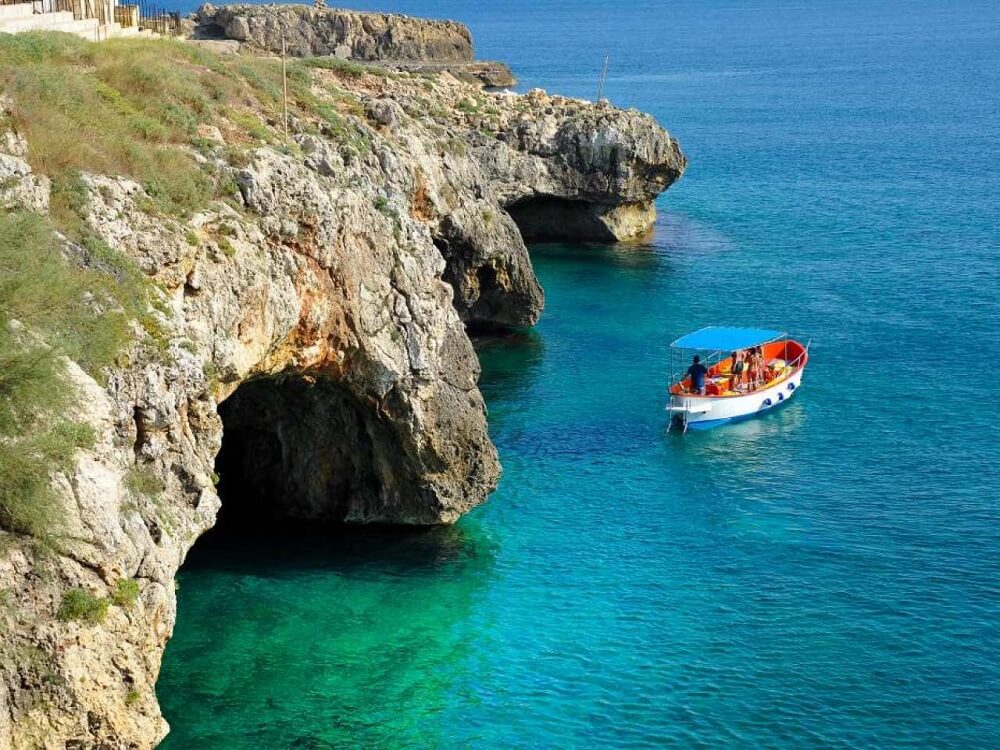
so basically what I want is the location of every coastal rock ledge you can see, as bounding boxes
[0,9,684,749]
[192,3,518,86]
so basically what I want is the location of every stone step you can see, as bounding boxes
[108,24,156,38]
[0,10,79,32]
[0,3,36,21]
[59,18,100,39]
[0,15,100,38]
[0,8,160,40]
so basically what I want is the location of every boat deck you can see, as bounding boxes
[670,339,807,398]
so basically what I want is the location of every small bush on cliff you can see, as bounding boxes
[301,56,391,79]
[111,578,140,608]
[56,588,108,624]
[123,465,165,498]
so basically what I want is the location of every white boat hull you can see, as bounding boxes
[668,366,806,431]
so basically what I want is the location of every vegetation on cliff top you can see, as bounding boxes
[0,32,376,230]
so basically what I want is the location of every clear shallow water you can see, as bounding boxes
[158,1,1000,747]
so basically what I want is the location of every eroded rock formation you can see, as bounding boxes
[190,4,519,91]
[0,12,685,749]
[195,3,473,60]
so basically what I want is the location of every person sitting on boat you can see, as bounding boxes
[686,355,708,395]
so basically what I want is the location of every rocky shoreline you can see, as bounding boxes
[0,5,685,747]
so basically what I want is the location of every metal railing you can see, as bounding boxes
[19,0,183,34]
[134,0,180,34]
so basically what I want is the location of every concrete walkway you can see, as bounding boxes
[0,2,155,40]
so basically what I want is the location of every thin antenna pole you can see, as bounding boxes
[281,34,289,143]
[596,54,609,102]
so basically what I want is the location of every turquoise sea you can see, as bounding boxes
[158,1,1000,746]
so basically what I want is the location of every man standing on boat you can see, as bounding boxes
[687,355,708,395]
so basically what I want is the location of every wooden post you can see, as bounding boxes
[596,54,609,102]
[281,34,289,143]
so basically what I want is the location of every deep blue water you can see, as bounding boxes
[158,1,1000,747]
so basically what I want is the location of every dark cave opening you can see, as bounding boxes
[433,234,519,335]
[213,375,384,529]
[505,196,617,242]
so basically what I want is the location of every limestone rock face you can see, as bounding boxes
[195,3,472,61]
[0,27,685,749]
[191,4,517,89]
[0,133,49,213]
[376,59,517,88]
[486,92,688,240]
[434,202,543,329]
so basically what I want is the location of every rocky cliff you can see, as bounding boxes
[192,3,516,86]
[0,14,684,749]
[196,3,471,60]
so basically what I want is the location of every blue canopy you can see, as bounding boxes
[671,326,784,351]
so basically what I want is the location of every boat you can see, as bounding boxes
[667,327,810,432]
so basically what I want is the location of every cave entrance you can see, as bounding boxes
[506,197,618,242]
[213,375,383,529]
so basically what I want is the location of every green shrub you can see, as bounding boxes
[0,423,96,537]
[123,465,164,498]
[228,109,272,142]
[300,56,390,79]
[57,588,108,624]
[48,169,90,234]
[442,138,467,158]
[223,146,250,168]
[125,688,140,707]
[111,578,139,607]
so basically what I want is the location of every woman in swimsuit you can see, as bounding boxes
[751,346,765,389]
